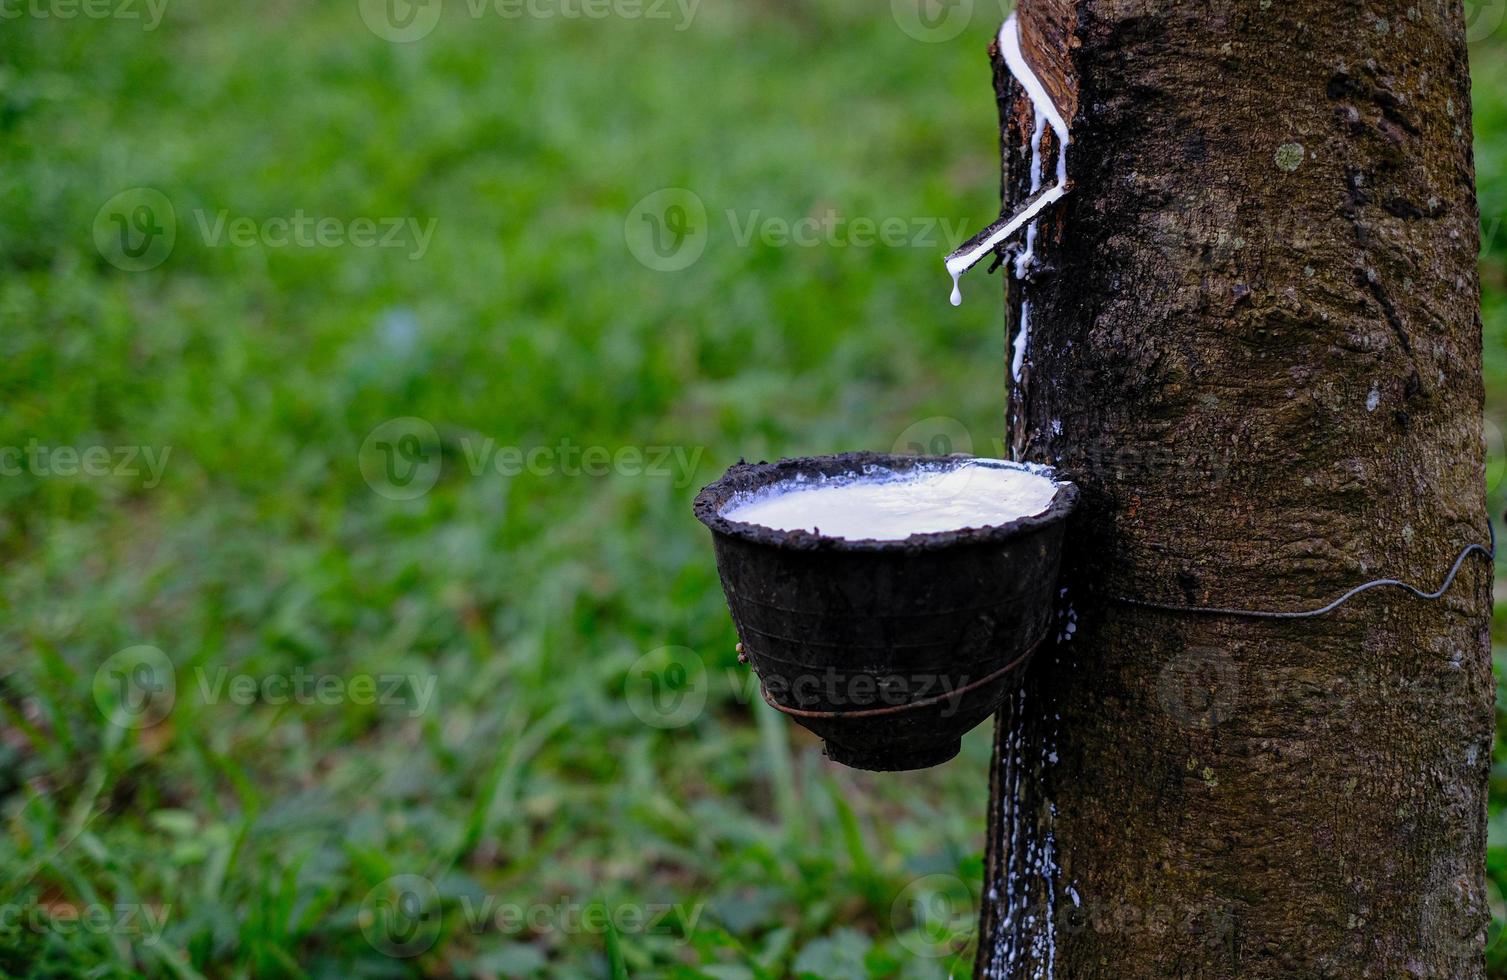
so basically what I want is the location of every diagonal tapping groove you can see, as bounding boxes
[943,183,1071,288]
[944,13,1072,311]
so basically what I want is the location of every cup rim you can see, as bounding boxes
[692,452,1078,552]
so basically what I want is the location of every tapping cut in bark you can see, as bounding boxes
[944,14,1072,313]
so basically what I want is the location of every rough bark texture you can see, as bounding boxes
[976,1,1492,977]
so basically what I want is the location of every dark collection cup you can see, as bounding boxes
[693,452,1078,771]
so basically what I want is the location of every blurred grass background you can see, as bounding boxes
[0,1,1503,976]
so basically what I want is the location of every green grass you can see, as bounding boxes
[0,2,1503,976]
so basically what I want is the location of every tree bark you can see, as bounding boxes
[975,1,1493,977]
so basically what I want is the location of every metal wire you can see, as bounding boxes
[1114,519,1497,620]
[754,634,1047,720]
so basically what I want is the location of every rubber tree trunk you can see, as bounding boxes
[975,1,1494,976]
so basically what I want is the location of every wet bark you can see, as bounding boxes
[976,1,1493,977]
